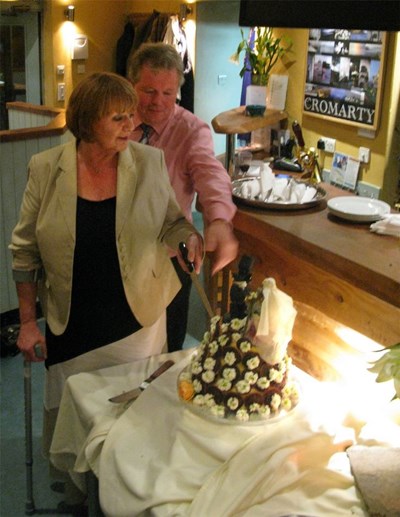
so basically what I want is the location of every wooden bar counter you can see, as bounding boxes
[215,183,399,380]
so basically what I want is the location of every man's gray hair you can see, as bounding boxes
[127,42,185,86]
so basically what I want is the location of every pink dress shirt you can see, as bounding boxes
[131,104,236,225]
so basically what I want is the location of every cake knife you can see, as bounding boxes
[108,360,175,403]
[179,242,214,319]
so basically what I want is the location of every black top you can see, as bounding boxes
[46,196,142,367]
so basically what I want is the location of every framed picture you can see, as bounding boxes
[303,29,387,130]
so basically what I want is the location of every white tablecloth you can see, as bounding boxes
[50,349,399,517]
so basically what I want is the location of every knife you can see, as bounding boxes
[179,242,214,319]
[108,360,175,403]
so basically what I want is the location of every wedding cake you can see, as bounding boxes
[178,268,300,422]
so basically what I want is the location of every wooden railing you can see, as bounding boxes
[0,101,68,142]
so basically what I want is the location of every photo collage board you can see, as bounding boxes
[303,29,387,130]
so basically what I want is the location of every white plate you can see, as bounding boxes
[327,196,391,222]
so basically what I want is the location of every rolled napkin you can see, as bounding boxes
[370,214,400,237]
[241,178,261,198]
[259,162,274,198]
[246,160,264,177]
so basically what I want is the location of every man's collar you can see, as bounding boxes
[133,105,177,136]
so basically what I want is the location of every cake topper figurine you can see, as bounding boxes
[225,255,255,321]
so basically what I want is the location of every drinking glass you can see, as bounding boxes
[238,151,252,175]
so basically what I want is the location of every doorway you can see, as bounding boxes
[0,10,41,129]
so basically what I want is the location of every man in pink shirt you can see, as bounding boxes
[127,42,238,351]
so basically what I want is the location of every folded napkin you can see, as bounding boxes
[370,214,400,237]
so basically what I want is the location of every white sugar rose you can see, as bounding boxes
[204,393,216,407]
[269,368,279,381]
[191,361,203,375]
[257,377,270,389]
[231,332,241,343]
[231,318,246,331]
[216,378,232,391]
[223,368,237,381]
[249,402,262,413]
[210,405,225,418]
[244,371,258,385]
[281,397,292,411]
[224,351,237,366]
[246,356,260,370]
[236,408,250,421]
[259,405,270,416]
[218,335,229,346]
[193,379,202,393]
[221,323,229,333]
[204,357,216,370]
[202,331,210,344]
[202,370,215,383]
[227,397,239,410]
[208,341,218,355]
[236,380,251,394]
[239,340,252,353]
[270,393,281,410]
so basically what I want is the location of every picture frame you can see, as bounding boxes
[303,29,387,130]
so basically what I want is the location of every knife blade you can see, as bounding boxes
[108,359,175,403]
[179,242,214,319]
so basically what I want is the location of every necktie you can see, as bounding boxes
[139,123,152,145]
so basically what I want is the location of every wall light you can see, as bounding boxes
[64,5,75,22]
[179,4,192,22]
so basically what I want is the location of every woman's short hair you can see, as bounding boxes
[66,72,137,141]
[127,42,184,87]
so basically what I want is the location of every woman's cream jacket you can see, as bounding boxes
[10,140,198,334]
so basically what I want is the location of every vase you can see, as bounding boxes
[245,84,267,116]
[250,74,268,86]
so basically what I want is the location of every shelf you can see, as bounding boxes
[211,106,288,175]
[211,106,288,135]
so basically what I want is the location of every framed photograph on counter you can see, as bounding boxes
[303,29,387,130]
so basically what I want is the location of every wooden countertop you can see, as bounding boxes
[233,183,399,309]
[212,106,288,134]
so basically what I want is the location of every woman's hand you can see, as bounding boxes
[177,233,204,275]
[17,320,46,362]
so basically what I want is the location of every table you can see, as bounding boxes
[50,349,400,517]
[211,106,288,175]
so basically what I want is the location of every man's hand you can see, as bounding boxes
[204,220,239,275]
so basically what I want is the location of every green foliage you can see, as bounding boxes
[368,342,400,401]
[231,27,293,86]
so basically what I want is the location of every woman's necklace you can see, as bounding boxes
[77,148,118,200]
[78,151,117,175]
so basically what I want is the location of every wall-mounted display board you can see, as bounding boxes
[303,29,387,130]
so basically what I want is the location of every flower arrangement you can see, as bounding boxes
[230,27,293,86]
[368,342,400,401]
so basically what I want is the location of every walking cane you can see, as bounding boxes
[24,344,44,516]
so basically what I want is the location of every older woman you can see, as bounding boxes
[10,72,202,511]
